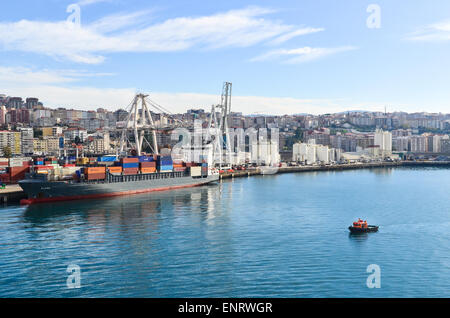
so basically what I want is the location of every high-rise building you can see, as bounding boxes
[7,97,23,109]
[0,131,21,156]
[374,129,392,157]
[19,127,34,155]
[25,98,39,109]
[0,106,6,126]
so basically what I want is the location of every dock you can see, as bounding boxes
[220,161,450,180]
[0,184,26,204]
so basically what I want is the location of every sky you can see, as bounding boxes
[1,0,450,115]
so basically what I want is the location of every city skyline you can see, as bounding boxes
[1,1,450,114]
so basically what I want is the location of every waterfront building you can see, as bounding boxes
[374,129,392,157]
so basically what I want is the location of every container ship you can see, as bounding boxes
[18,155,219,205]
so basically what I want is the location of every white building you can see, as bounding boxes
[374,129,392,157]
[251,140,280,166]
[293,142,341,165]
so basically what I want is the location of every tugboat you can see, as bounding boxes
[348,219,379,233]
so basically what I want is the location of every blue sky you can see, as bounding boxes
[1,0,450,114]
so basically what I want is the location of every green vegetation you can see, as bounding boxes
[2,146,12,158]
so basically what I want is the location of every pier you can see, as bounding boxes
[0,185,26,204]
[220,161,450,179]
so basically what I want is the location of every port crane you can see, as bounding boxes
[118,93,184,156]
[117,83,233,165]
[207,82,233,168]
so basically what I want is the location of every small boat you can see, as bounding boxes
[348,219,379,233]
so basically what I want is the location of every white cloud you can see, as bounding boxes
[406,20,450,41]
[0,6,323,64]
[269,27,324,45]
[77,0,112,6]
[2,66,422,115]
[250,46,357,63]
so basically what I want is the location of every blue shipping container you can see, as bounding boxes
[122,162,139,169]
[139,156,154,162]
[98,156,117,162]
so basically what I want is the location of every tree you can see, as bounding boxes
[2,146,12,158]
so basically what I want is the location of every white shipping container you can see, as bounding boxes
[190,166,202,177]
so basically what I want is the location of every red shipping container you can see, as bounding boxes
[0,174,10,183]
[85,173,106,180]
[9,166,30,176]
[35,166,54,170]
[121,158,139,164]
[123,168,139,175]
[140,162,156,168]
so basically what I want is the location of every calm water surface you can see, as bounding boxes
[0,167,449,297]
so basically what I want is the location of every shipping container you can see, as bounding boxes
[85,173,106,181]
[35,166,54,170]
[123,168,139,175]
[98,156,117,162]
[122,162,139,169]
[159,165,173,171]
[139,162,156,168]
[121,157,139,163]
[190,166,202,177]
[85,167,106,174]
[138,156,155,162]
[108,166,123,174]
[140,167,157,174]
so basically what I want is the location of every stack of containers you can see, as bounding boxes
[35,165,54,174]
[8,165,30,183]
[157,155,173,172]
[201,163,209,177]
[173,159,186,172]
[77,157,89,165]
[138,155,156,174]
[44,157,58,165]
[85,167,106,180]
[34,157,44,166]
[0,158,9,169]
[121,157,139,175]
[9,157,25,168]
